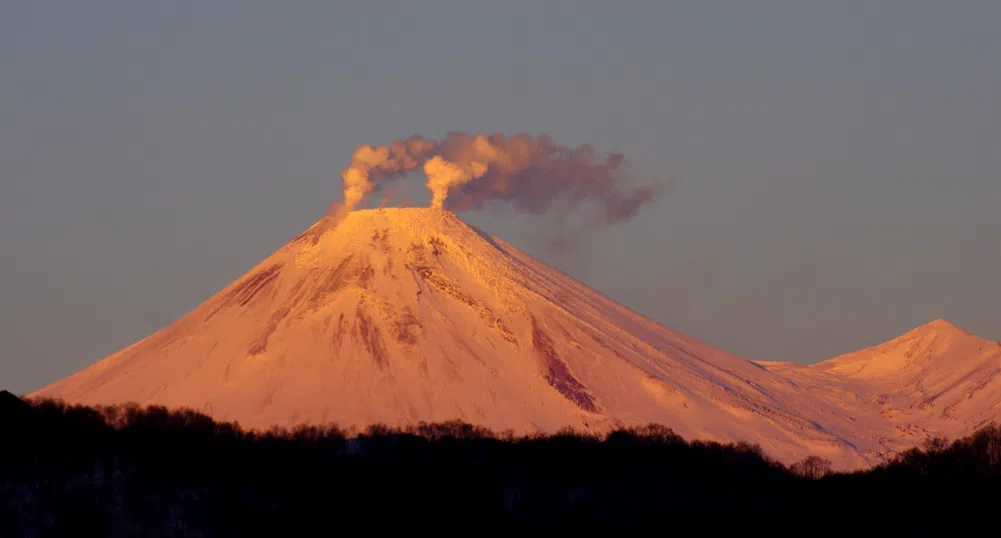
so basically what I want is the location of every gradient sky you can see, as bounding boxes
[2,2,999,394]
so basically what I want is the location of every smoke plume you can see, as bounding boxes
[424,155,488,210]
[339,135,437,211]
[339,132,662,225]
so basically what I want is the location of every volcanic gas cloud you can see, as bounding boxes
[338,132,662,226]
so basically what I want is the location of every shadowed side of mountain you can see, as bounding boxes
[0,390,36,431]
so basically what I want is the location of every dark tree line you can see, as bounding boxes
[1,391,998,536]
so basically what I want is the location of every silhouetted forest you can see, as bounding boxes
[1,391,998,536]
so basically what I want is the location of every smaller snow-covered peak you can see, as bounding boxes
[816,318,993,380]
[924,318,961,330]
[908,316,960,332]
[905,318,973,340]
[879,318,985,355]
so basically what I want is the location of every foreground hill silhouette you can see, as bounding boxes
[2,394,998,534]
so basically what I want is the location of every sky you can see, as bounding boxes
[2,1,999,394]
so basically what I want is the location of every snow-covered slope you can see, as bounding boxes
[31,207,877,468]
[758,319,1001,460]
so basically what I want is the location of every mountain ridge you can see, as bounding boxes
[814,318,991,377]
[757,317,1001,457]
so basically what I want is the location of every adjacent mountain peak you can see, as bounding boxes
[756,318,1001,463]
[816,318,993,380]
[880,318,986,356]
[906,318,973,339]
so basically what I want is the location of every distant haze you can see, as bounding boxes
[1,2,999,394]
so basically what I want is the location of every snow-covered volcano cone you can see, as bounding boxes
[32,208,877,468]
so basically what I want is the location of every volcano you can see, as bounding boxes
[31,208,869,465]
[29,208,1001,469]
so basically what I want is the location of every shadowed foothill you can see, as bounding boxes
[0,395,995,534]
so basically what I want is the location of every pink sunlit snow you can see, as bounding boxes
[31,208,1001,470]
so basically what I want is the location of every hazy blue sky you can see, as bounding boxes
[2,2,999,394]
